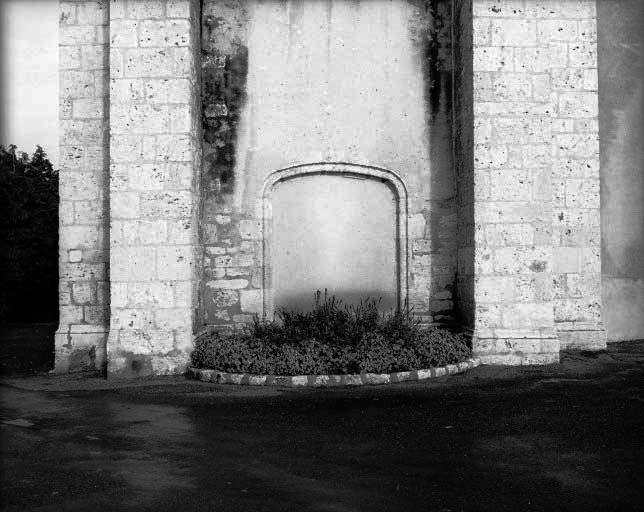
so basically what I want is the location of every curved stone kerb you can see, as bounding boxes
[186,357,481,387]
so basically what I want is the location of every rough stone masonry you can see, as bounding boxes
[56,0,606,376]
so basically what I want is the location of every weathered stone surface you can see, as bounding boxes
[464,0,605,363]
[57,0,607,376]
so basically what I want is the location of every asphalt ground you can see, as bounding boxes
[1,340,643,511]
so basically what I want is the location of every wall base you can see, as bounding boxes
[54,326,108,373]
[105,329,192,378]
[557,328,607,351]
[472,335,561,366]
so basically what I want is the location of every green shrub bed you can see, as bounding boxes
[191,292,471,375]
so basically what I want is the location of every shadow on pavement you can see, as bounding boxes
[1,340,643,511]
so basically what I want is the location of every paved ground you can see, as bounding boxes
[1,341,643,511]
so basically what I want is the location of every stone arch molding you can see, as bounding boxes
[261,162,409,318]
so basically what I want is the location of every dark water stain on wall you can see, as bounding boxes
[200,1,253,326]
[413,0,458,321]
[201,1,250,202]
[199,0,459,327]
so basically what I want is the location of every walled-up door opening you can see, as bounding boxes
[270,172,399,314]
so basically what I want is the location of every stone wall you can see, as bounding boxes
[199,0,459,329]
[598,0,644,342]
[55,0,110,372]
[107,0,201,376]
[54,0,612,375]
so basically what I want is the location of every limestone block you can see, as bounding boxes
[580,247,601,273]
[73,98,106,119]
[473,18,491,45]
[72,282,96,304]
[60,262,107,282]
[118,329,174,355]
[493,73,532,101]
[60,26,97,46]
[144,78,191,103]
[81,45,108,70]
[127,281,174,307]
[501,303,554,330]
[206,279,249,290]
[565,179,599,209]
[60,47,81,69]
[475,144,508,168]
[537,19,578,42]
[142,134,193,161]
[138,20,191,47]
[60,305,84,324]
[489,169,532,201]
[69,250,83,263]
[240,289,262,314]
[84,306,108,324]
[514,44,568,72]
[154,308,190,330]
[156,246,194,280]
[110,20,139,47]
[474,276,516,304]
[168,219,194,244]
[214,254,254,268]
[239,220,261,240]
[173,281,193,308]
[111,104,169,134]
[124,47,193,77]
[558,92,598,118]
[139,191,192,218]
[554,299,601,323]
[531,74,551,100]
[126,1,165,20]
[490,19,536,47]
[473,1,526,18]
[525,1,595,19]
[111,246,157,281]
[60,120,105,145]
[166,0,191,19]
[493,246,551,274]
[60,2,77,24]
[77,1,109,25]
[473,47,514,72]
[568,42,596,68]
[60,225,100,250]
[111,192,140,218]
[168,105,191,133]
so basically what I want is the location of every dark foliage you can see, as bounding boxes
[0,145,59,323]
[191,291,471,375]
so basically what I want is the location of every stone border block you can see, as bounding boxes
[186,358,481,387]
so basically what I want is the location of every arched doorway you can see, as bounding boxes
[263,164,408,316]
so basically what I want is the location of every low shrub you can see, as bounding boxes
[191,291,471,375]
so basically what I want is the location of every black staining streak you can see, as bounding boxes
[418,0,452,123]
[201,8,249,201]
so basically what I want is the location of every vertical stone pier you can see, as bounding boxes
[107,0,201,376]
[55,0,110,372]
[457,0,605,363]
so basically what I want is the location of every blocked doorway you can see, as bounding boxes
[268,171,401,314]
